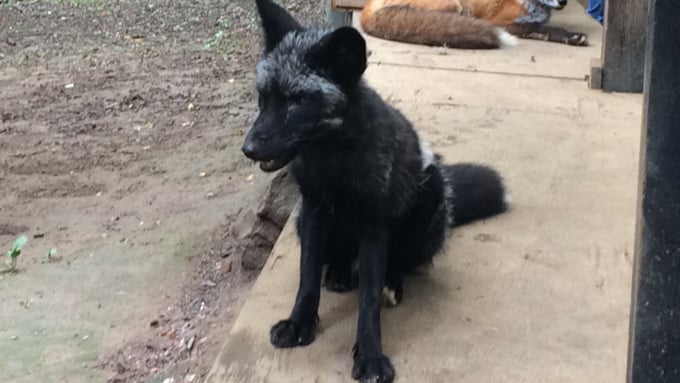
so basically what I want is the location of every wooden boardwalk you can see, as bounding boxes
[206,3,642,382]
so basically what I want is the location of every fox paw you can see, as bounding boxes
[381,286,402,308]
[565,32,588,46]
[270,319,316,348]
[351,350,395,383]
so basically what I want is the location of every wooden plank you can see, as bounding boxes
[206,53,641,383]
[332,0,366,10]
[600,0,647,93]
[589,57,603,89]
[326,0,353,28]
[627,2,680,383]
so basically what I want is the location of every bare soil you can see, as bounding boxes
[0,1,320,382]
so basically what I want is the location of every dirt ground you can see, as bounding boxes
[0,1,320,382]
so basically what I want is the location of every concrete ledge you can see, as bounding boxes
[206,2,642,382]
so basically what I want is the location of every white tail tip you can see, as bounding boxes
[496,28,519,47]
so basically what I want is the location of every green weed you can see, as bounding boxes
[6,235,27,273]
[48,247,57,261]
[203,18,230,50]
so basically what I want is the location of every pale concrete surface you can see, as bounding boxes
[361,1,603,80]
[206,3,642,382]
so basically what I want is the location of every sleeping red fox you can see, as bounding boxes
[360,0,589,49]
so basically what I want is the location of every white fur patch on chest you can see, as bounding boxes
[416,132,435,170]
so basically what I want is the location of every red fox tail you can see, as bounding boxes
[360,5,517,49]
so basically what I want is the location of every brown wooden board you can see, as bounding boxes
[332,0,366,10]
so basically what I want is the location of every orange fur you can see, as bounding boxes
[361,0,527,49]
[363,0,526,27]
[380,0,464,12]
[460,0,526,26]
[361,0,590,48]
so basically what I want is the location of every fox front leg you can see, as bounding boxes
[507,23,589,46]
[352,225,395,383]
[270,198,328,348]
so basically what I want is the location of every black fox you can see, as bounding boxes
[242,1,510,381]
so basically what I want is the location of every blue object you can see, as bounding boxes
[587,0,604,24]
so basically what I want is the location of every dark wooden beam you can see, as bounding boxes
[627,2,680,383]
[332,0,366,10]
[594,0,647,92]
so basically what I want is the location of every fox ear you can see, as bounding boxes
[310,27,367,86]
[255,0,303,52]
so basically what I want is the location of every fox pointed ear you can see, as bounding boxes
[310,27,367,86]
[255,0,303,52]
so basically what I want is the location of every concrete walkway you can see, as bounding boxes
[206,3,642,382]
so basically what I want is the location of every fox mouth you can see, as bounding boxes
[258,158,287,172]
[256,151,296,172]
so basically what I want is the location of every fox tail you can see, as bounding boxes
[360,5,518,49]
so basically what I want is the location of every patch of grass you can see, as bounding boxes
[203,18,230,51]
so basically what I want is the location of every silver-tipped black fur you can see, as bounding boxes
[242,1,509,382]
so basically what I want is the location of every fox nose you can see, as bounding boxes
[242,141,257,159]
[558,0,567,5]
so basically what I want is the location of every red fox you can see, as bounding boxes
[360,0,589,49]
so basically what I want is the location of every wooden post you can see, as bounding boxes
[627,2,680,383]
[325,0,353,28]
[590,0,647,92]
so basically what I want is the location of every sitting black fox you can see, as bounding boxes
[241,1,510,381]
